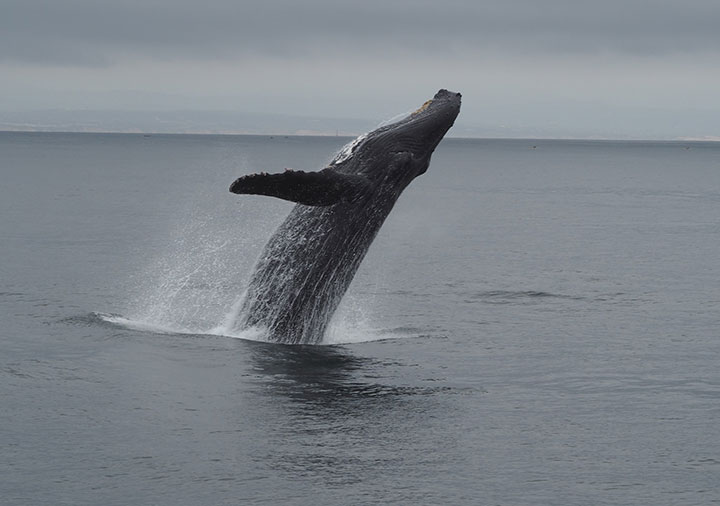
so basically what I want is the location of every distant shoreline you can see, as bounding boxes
[1,129,718,143]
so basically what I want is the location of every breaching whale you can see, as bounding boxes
[229,89,461,344]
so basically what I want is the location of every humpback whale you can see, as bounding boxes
[229,89,461,344]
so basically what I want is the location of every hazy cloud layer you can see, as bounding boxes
[3,0,720,65]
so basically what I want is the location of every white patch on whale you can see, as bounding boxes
[332,133,368,165]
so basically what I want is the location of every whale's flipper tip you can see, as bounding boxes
[230,168,369,207]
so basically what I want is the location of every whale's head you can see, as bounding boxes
[335,89,461,182]
[391,89,462,159]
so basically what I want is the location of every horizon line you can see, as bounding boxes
[1,128,719,143]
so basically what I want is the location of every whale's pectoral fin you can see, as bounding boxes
[229,168,370,206]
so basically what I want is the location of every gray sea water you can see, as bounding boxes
[1,132,719,505]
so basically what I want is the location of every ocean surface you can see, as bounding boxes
[2,132,719,505]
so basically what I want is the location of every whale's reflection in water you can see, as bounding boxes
[246,340,447,408]
[242,340,454,489]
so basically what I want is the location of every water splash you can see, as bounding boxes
[125,214,249,331]
[113,198,410,345]
[94,310,410,345]
[118,158,284,339]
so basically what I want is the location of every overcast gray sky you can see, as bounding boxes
[2,0,719,138]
